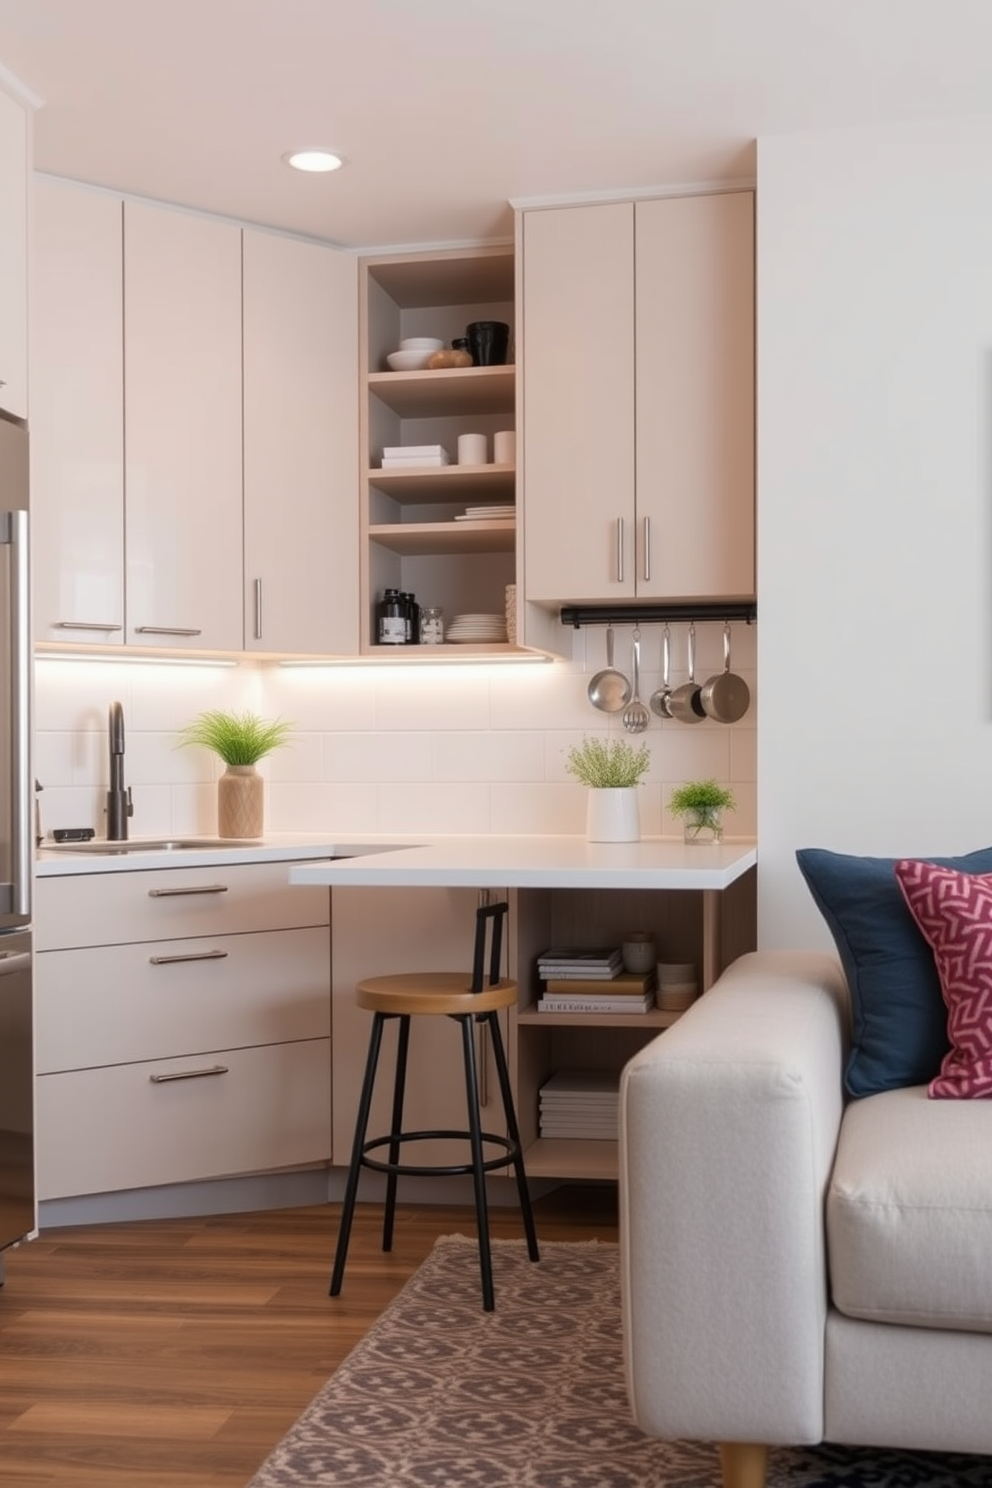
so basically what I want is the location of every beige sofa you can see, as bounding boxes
[618,949,992,1488]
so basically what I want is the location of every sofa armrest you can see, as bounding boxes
[619,949,849,1447]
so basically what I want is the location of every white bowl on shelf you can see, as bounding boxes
[399,337,444,352]
[386,349,434,372]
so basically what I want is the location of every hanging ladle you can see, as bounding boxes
[649,623,673,718]
[587,625,631,713]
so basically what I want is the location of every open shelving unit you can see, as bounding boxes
[359,244,521,654]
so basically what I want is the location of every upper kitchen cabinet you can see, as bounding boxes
[0,85,28,419]
[520,193,755,606]
[360,245,519,653]
[243,230,359,656]
[124,202,244,651]
[31,179,125,645]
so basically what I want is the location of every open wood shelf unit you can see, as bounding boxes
[359,244,517,655]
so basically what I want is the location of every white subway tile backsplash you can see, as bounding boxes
[34,646,757,841]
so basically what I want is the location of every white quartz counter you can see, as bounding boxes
[35,831,757,888]
[288,836,757,890]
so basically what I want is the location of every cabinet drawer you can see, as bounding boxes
[36,1037,331,1200]
[36,925,330,1073]
[36,860,330,950]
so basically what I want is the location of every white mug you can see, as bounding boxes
[457,432,488,465]
[493,429,516,464]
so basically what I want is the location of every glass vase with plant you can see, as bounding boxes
[178,710,294,838]
[669,778,736,845]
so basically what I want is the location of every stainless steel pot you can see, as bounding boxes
[668,623,706,725]
[699,622,750,724]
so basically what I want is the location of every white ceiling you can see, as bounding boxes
[0,0,991,252]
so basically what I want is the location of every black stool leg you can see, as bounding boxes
[460,1013,495,1311]
[329,1010,386,1297]
[486,1011,540,1262]
[382,1014,410,1253]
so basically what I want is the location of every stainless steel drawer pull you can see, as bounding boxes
[149,948,229,965]
[134,625,203,637]
[147,884,229,898]
[54,620,124,632]
[642,515,651,583]
[616,516,624,584]
[254,578,262,640]
[149,1064,229,1084]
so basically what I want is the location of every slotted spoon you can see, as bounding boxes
[622,630,650,734]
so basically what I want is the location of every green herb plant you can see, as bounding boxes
[668,778,736,835]
[178,710,294,766]
[565,736,650,789]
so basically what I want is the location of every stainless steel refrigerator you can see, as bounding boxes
[0,411,32,1273]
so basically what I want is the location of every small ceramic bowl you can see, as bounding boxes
[399,337,444,352]
[386,349,433,371]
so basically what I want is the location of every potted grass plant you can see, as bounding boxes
[565,736,650,843]
[178,710,293,839]
[669,778,736,845]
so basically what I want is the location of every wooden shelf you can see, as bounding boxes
[368,365,515,418]
[368,464,516,504]
[523,1138,620,1182]
[368,519,515,556]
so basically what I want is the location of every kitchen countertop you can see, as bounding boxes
[35,832,757,888]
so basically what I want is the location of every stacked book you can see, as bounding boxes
[539,1069,619,1141]
[380,444,451,468]
[536,946,654,1013]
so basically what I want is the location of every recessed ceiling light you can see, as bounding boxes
[283,148,346,173]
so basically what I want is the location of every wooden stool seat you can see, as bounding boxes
[357,971,519,1017]
[330,901,539,1311]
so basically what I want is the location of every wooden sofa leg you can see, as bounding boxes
[719,1442,769,1488]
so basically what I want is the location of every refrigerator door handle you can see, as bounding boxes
[2,509,30,919]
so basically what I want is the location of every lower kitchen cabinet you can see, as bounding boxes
[35,860,332,1202]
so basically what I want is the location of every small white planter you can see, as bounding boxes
[586,787,640,843]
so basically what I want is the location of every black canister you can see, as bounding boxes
[377,588,406,645]
[466,320,509,366]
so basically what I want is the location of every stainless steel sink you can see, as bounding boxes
[44,837,259,855]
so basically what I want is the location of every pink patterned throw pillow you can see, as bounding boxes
[894,859,992,1098]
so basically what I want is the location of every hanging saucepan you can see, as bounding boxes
[668,622,706,724]
[587,625,631,713]
[649,623,673,718]
[699,622,751,724]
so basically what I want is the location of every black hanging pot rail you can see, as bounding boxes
[559,601,757,629]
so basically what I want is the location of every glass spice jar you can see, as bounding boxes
[420,606,444,644]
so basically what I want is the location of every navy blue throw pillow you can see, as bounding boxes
[796,846,992,1098]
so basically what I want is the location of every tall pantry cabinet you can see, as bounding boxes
[0,84,27,420]
[520,192,755,606]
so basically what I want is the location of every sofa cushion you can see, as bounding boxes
[795,846,992,1097]
[827,1085,992,1332]
[894,859,992,1098]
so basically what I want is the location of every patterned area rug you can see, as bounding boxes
[247,1236,991,1488]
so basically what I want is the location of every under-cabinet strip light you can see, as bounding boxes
[277,652,553,668]
[36,651,239,667]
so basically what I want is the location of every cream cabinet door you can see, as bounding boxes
[30,179,125,643]
[521,202,635,603]
[124,201,243,650]
[243,230,359,655]
[634,192,755,601]
[0,87,27,419]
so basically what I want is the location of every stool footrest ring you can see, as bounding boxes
[361,1128,520,1179]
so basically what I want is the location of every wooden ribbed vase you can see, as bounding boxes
[217,765,264,839]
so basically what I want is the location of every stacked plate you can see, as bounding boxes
[445,613,508,643]
[454,505,515,522]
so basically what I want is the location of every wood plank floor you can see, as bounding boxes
[0,1186,619,1486]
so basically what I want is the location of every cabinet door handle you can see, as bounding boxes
[54,621,124,632]
[147,884,229,898]
[616,517,624,584]
[149,948,229,965]
[149,1064,229,1083]
[642,516,651,583]
[134,626,203,637]
[253,578,262,640]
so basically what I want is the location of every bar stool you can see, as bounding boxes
[330,899,539,1310]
